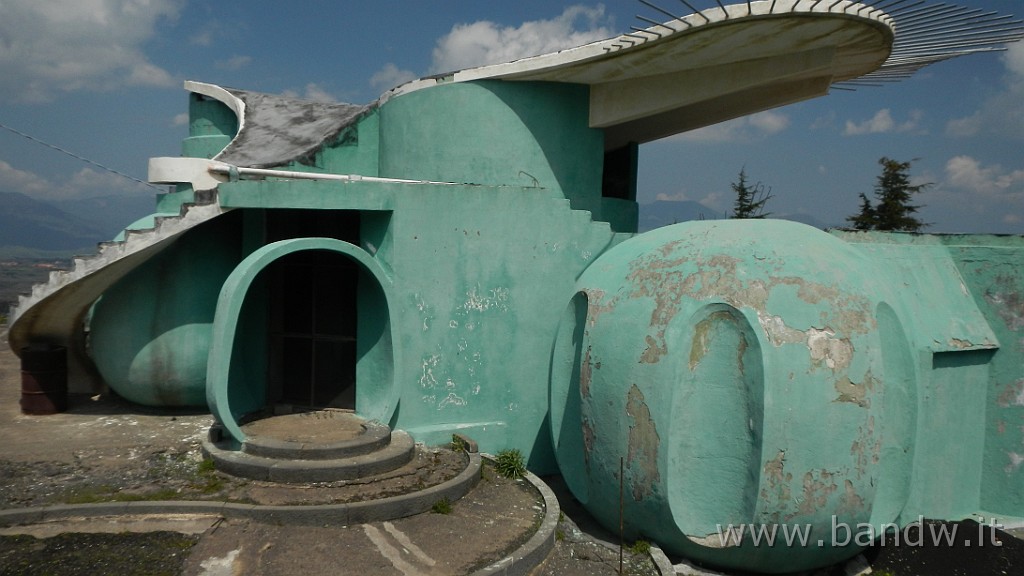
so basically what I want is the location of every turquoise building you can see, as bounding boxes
[9,2,1024,572]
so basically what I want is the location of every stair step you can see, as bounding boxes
[242,419,392,460]
[205,430,417,483]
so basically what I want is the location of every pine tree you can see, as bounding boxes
[847,157,930,232]
[731,168,773,219]
[847,193,877,231]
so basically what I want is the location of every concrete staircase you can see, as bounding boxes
[202,409,417,484]
[6,191,228,391]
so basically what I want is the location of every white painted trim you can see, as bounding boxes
[182,81,246,162]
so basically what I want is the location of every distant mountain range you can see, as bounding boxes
[637,200,833,232]
[0,191,155,255]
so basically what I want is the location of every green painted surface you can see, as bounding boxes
[379,81,604,208]
[557,220,900,570]
[80,77,1024,574]
[90,213,243,406]
[181,92,237,159]
[207,237,397,443]
[189,177,623,462]
[834,232,1013,524]
[942,240,1024,517]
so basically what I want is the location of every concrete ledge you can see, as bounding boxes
[470,455,560,576]
[649,543,677,576]
[0,453,480,529]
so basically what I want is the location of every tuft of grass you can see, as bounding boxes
[556,529,565,541]
[65,486,182,504]
[493,448,526,479]
[627,539,651,555]
[63,485,118,504]
[191,458,225,494]
[451,434,467,453]
[431,497,452,514]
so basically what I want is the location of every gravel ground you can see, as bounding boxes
[0,532,198,576]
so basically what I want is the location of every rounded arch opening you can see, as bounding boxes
[207,238,397,445]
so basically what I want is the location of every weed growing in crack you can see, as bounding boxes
[431,497,453,514]
[451,434,467,453]
[494,448,525,479]
[627,539,651,555]
[191,458,224,494]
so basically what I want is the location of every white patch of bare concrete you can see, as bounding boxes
[0,514,221,538]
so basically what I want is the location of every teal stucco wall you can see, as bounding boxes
[83,77,1024,574]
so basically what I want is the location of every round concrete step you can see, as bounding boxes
[204,430,417,483]
[241,411,392,461]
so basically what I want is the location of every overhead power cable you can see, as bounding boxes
[0,121,162,191]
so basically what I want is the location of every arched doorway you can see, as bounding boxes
[207,238,397,445]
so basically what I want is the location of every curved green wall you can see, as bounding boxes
[379,81,604,205]
[90,214,242,406]
[555,220,912,571]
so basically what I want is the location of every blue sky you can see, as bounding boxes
[1,0,1023,233]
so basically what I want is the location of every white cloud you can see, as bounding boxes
[190,30,213,47]
[0,159,53,196]
[0,159,146,200]
[656,191,690,201]
[1005,41,1024,78]
[652,189,724,211]
[843,109,923,136]
[947,42,1024,139]
[930,155,1024,233]
[216,55,252,71]
[749,111,790,134]
[700,191,726,211]
[946,113,982,137]
[67,167,140,195]
[281,83,337,103]
[370,63,419,93]
[0,0,182,103]
[672,111,790,143]
[430,5,614,73]
[172,112,189,127]
[845,109,894,135]
[945,156,1024,196]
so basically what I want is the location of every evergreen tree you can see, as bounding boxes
[731,168,773,219]
[847,157,930,232]
[847,192,877,231]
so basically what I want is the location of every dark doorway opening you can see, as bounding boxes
[601,142,638,202]
[265,210,361,409]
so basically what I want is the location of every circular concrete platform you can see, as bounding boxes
[241,409,368,445]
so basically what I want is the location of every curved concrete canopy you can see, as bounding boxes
[179,1,1023,162]
[388,0,895,147]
